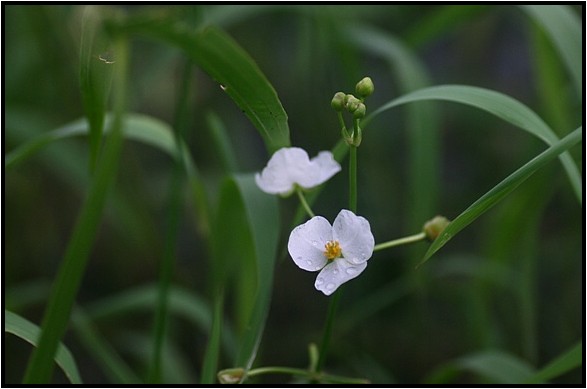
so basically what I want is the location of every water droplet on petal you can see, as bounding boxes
[346,267,357,275]
[312,240,318,246]
[326,283,336,290]
[333,269,339,275]
[305,260,313,267]
[316,277,324,286]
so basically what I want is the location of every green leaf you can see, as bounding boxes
[119,21,290,153]
[525,341,582,384]
[5,310,82,384]
[364,85,582,204]
[419,126,582,266]
[519,5,582,98]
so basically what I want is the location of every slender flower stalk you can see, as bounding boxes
[349,145,358,213]
[373,232,427,251]
[296,187,315,218]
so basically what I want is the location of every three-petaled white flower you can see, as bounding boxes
[255,147,341,195]
[288,209,375,295]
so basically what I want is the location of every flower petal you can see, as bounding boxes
[256,148,341,194]
[256,147,312,195]
[314,260,368,296]
[255,171,293,195]
[333,209,374,265]
[288,216,332,271]
[311,151,342,184]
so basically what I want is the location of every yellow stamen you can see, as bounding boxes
[323,240,342,261]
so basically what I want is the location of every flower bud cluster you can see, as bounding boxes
[331,77,374,147]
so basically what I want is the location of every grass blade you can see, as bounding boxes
[72,309,142,384]
[22,35,128,384]
[79,6,113,173]
[419,126,582,266]
[525,341,582,384]
[364,85,582,204]
[200,294,224,384]
[148,59,195,384]
[519,5,582,98]
[5,310,82,384]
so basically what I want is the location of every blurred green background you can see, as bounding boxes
[4,4,583,384]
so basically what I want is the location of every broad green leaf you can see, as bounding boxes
[202,173,279,382]
[231,174,279,372]
[520,5,582,98]
[419,126,582,266]
[525,341,582,384]
[5,310,82,384]
[364,85,582,204]
[118,21,290,153]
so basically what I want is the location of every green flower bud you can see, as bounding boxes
[331,92,346,111]
[217,368,246,384]
[355,76,374,98]
[353,103,366,119]
[345,95,361,113]
[423,215,450,241]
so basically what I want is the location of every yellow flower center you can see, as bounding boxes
[323,240,342,261]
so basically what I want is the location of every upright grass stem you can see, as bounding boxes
[23,35,128,384]
[148,60,194,383]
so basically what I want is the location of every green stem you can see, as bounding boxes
[148,60,193,384]
[349,145,357,213]
[296,187,315,218]
[373,232,427,251]
[337,111,346,132]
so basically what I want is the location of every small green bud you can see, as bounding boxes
[423,215,450,241]
[331,92,346,111]
[353,103,366,119]
[355,76,374,98]
[345,95,361,113]
[217,368,246,384]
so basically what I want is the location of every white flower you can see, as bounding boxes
[255,147,341,195]
[288,209,375,296]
